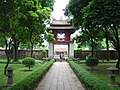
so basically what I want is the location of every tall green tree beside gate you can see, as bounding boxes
[65,0,120,68]
[0,0,55,74]
[16,0,54,57]
[82,0,120,68]
[0,0,17,74]
[65,0,99,57]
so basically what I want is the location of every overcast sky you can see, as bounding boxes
[51,0,80,37]
[51,0,70,20]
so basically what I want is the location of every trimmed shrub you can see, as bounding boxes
[9,60,54,90]
[86,58,99,69]
[22,57,35,70]
[68,61,112,90]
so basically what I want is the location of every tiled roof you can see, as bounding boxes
[51,20,70,25]
[48,20,75,31]
[47,26,75,30]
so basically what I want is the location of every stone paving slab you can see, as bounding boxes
[35,62,85,90]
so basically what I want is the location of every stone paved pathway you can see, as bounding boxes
[35,62,85,90]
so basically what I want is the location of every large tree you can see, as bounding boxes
[65,0,120,66]
[82,0,120,68]
[0,0,55,60]
[65,0,101,57]
[0,0,54,74]
[65,0,92,29]
[0,0,16,74]
[75,27,103,57]
[16,0,54,57]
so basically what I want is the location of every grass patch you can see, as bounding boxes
[80,63,120,90]
[0,59,53,90]
[0,58,43,64]
[0,64,41,89]
[68,61,113,90]
[78,59,117,64]
[8,60,54,90]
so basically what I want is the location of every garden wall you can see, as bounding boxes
[0,49,118,60]
[74,50,118,60]
[0,49,48,59]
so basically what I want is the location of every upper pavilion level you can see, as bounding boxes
[47,20,75,44]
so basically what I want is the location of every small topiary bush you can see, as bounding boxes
[86,58,99,69]
[22,57,35,70]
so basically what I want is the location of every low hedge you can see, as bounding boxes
[68,61,112,90]
[9,60,54,90]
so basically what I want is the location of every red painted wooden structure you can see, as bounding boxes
[47,20,75,58]
[47,20,75,44]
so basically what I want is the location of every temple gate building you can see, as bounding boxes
[47,20,75,59]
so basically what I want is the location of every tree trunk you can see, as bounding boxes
[4,56,10,75]
[116,48,120,68]
[30,42,34,58]
[115,42,120,68]
[105,31,109,61]
[112,24,120,68]
[12,35,19,62]
[4,38,11,75]
[91,46,94,57]
[29,67,31,71]
[91,38,94,57]
[13,43,19,62]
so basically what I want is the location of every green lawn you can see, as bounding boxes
[80,62,120,89]
[78,59,117,63]
[0,63,42,89]
[0,58,43,63]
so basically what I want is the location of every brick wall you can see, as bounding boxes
[74,50,118,60]
[0,50,48,59]
[0,49,118,60]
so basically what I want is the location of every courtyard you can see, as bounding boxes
[0,0,120,90]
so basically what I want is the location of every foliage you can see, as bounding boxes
[15,0,54,57]
[80,63,120,90]
[41,50,47,58]
[68,61,112,90]
[82,0,120,68]
[0,62,39,89]
[45,30,55,42]
[66,0,104,57]
[66,0,120,68]
[86,58,99,69]
[65,0,92,29]
[74,30,103,50]
[9,60,54,90]
[75,30,103,57]
[22,57,35,70]
[0,0,55,61]
[0,0,16,74]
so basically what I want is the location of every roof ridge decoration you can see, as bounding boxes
[47,19,75,32]
[51,19,70,25]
